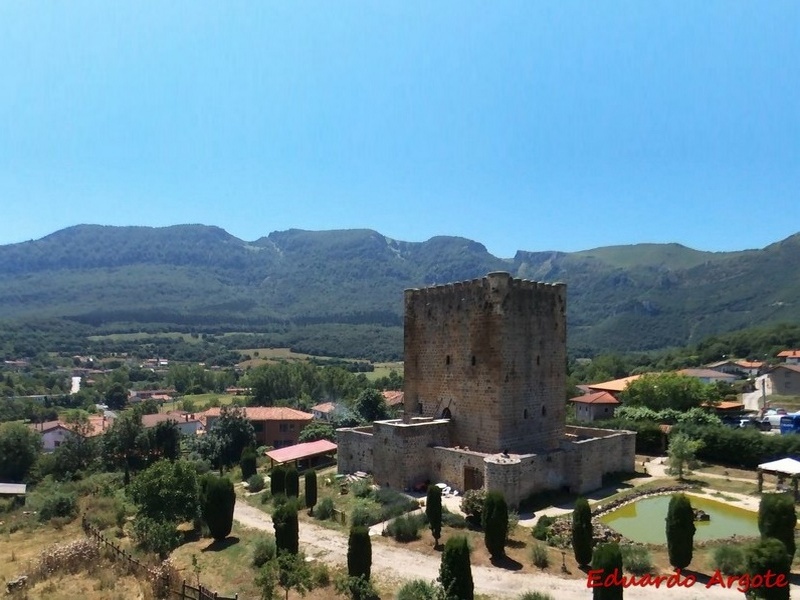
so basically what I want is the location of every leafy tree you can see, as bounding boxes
[334,574,379,600]
[147,420,181,461]
[619,373,709,412]
[482,491,508,559]
[426,485,443,547]
[744,538,791,600]
[305,470,317,515]
[298,421,336,443]
[240,446,258,480]
[105,382,129,410]
[285,467,299,498]
[347,525,372,580]
[271,464,287,496]
[666,494,695,569]
[439,536,473,600]
[590,542,623,600]
[207,405,256,469]
[667,433,703,479]
[201,474,235,541]
[103,409,147,484]
[0,421,42,481]
[273,500,299,555]
[758,493,797,558]
[129,459,200,523]
[275,551,312,600]
[132,515,181,559]
[354,388,388,423]
[571,497,593,566]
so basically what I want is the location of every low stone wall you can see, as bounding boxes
[591,484,695,518]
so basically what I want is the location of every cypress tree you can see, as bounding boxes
[273,500,299,555]
[240,446,257,481]
[666,493,696,569]
[439,536,474,600]
[482,491,508,559]
[201,475,235,541]
[745,538,791,600]
[305,470,317,515]
[426,485,443,547]
[285,467,300,498]
[591,542,623,600]
[347,525,372,580]
[758,492,797,559]
[572,497,594,566]
[270,464,286,497]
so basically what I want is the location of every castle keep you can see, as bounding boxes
[337,272,635,506]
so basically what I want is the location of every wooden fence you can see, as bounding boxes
[81,516,238,600]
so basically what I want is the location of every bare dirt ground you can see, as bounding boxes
[234,501,785,600]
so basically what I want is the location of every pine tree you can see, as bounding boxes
[201,475,235,541]
[305,470,317,515]
[666,493,696,569]
[347,526,372,580]
[273,500,299,555]
[426,485,443,547]
[240,446,257,481]
[591,543,623,600]
[482,491,508,559]
[572,497,594,566]
[285,467,300,498]
[439,536,474,600]
[758,492,797,559]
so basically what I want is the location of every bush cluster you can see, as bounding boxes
[251,534,277,568]
[386,513,427,542]
[620,544,652,575]
[247,473,265,493]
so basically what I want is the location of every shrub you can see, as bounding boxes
[309,560,330,587]
[351,501,381,527]
[442,508,467,529]
[350,478,373,498]
[315,497,335,521]
[530,543,550,569]
[482,491,508,559]
[202,475,235,541]
[571,497,593,567]
[347,525,372,580]
[374,488,419,521]
[518,593,554,600]
[620,544,652,575]
[507,510,520,538]
[666,494,696,569]
[532,515,555,541]
[248,474,265,493]
[252,534,277,568]
[758,493,796,558]
[439,536,473,600]
[591,543,623,600]
[396,579,440,600]
[386,513,426,542]
[745,538,791,600]
[460,489,486,523]
[132,517,180,558]
[83,495,124,531]
[38,491,78,522]
[712,543,745,576]
[240,446,257,481]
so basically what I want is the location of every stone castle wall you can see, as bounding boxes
[336,427,374,474]
[403,272,566,454]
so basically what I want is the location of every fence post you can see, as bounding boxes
[182,579,186,599]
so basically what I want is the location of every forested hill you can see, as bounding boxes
[0,225,798,356]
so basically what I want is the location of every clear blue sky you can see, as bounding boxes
[1,2,798,257]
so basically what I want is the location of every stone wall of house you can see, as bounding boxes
[431,446,492,491]
[563,427,637,494]
[336,427,374,474]
[371,419,451,490]
[403,272,566,455]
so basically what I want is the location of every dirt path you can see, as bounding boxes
[234,501,776,600]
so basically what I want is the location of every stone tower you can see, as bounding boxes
[403,272,566,454]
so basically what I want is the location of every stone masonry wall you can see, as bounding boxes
[372,419,451,490]
[403,273,566,454]
[336,428,374,475]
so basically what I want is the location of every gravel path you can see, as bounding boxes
[234,501,779,599]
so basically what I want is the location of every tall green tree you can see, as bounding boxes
[666,494,696,569]
[591,542,623,600]
[667,433,703,479]
[571,497,593,566]
[273,500,299,555]
[304,470,317,515]
[240,446,258,480]
[354,388,389,423]
[271,464,287,497]
[758,493,797,558]
[201,474,235,541]
[439,536,473,600]
[103,409,147,485]
[426,485,443,547]
[744,538,791,600]
[347,526,372,580]
[147,420,181,461]
[285,467,299,498]
[482,491,508,559]
[619,373,710,411]
[105,382,129,411]
[0,422,41,481]
[208,405,256,469]
[129,459,200,524]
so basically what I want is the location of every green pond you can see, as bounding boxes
[599,494,759,545]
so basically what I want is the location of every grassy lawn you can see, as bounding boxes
[161,393,245,413]
[767,394,800,412]
[365,361,404,381]
[86,332,200,343]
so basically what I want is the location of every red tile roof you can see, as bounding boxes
[265,440,337,464]
[735,360,764,369]
[778,350,800,359]
[382,391,404,406]
[678,368,737,379]
[586,375,643,393]
[569,391,620,405]
[311,402,336,414]
[30,415,113,437]
[202,406,313,421]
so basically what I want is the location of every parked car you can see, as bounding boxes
[740,418,771,431]
[764,408,788,429]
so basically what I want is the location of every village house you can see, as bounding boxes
[569,391,620,423]
[31,415,114,452]
[201,406,313,448]
[381,390,404,410]
[777,350,800,365]
[766,364,800,396]
[310,402,336,421]
[141,411,204,436]
[677,368,738,385]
